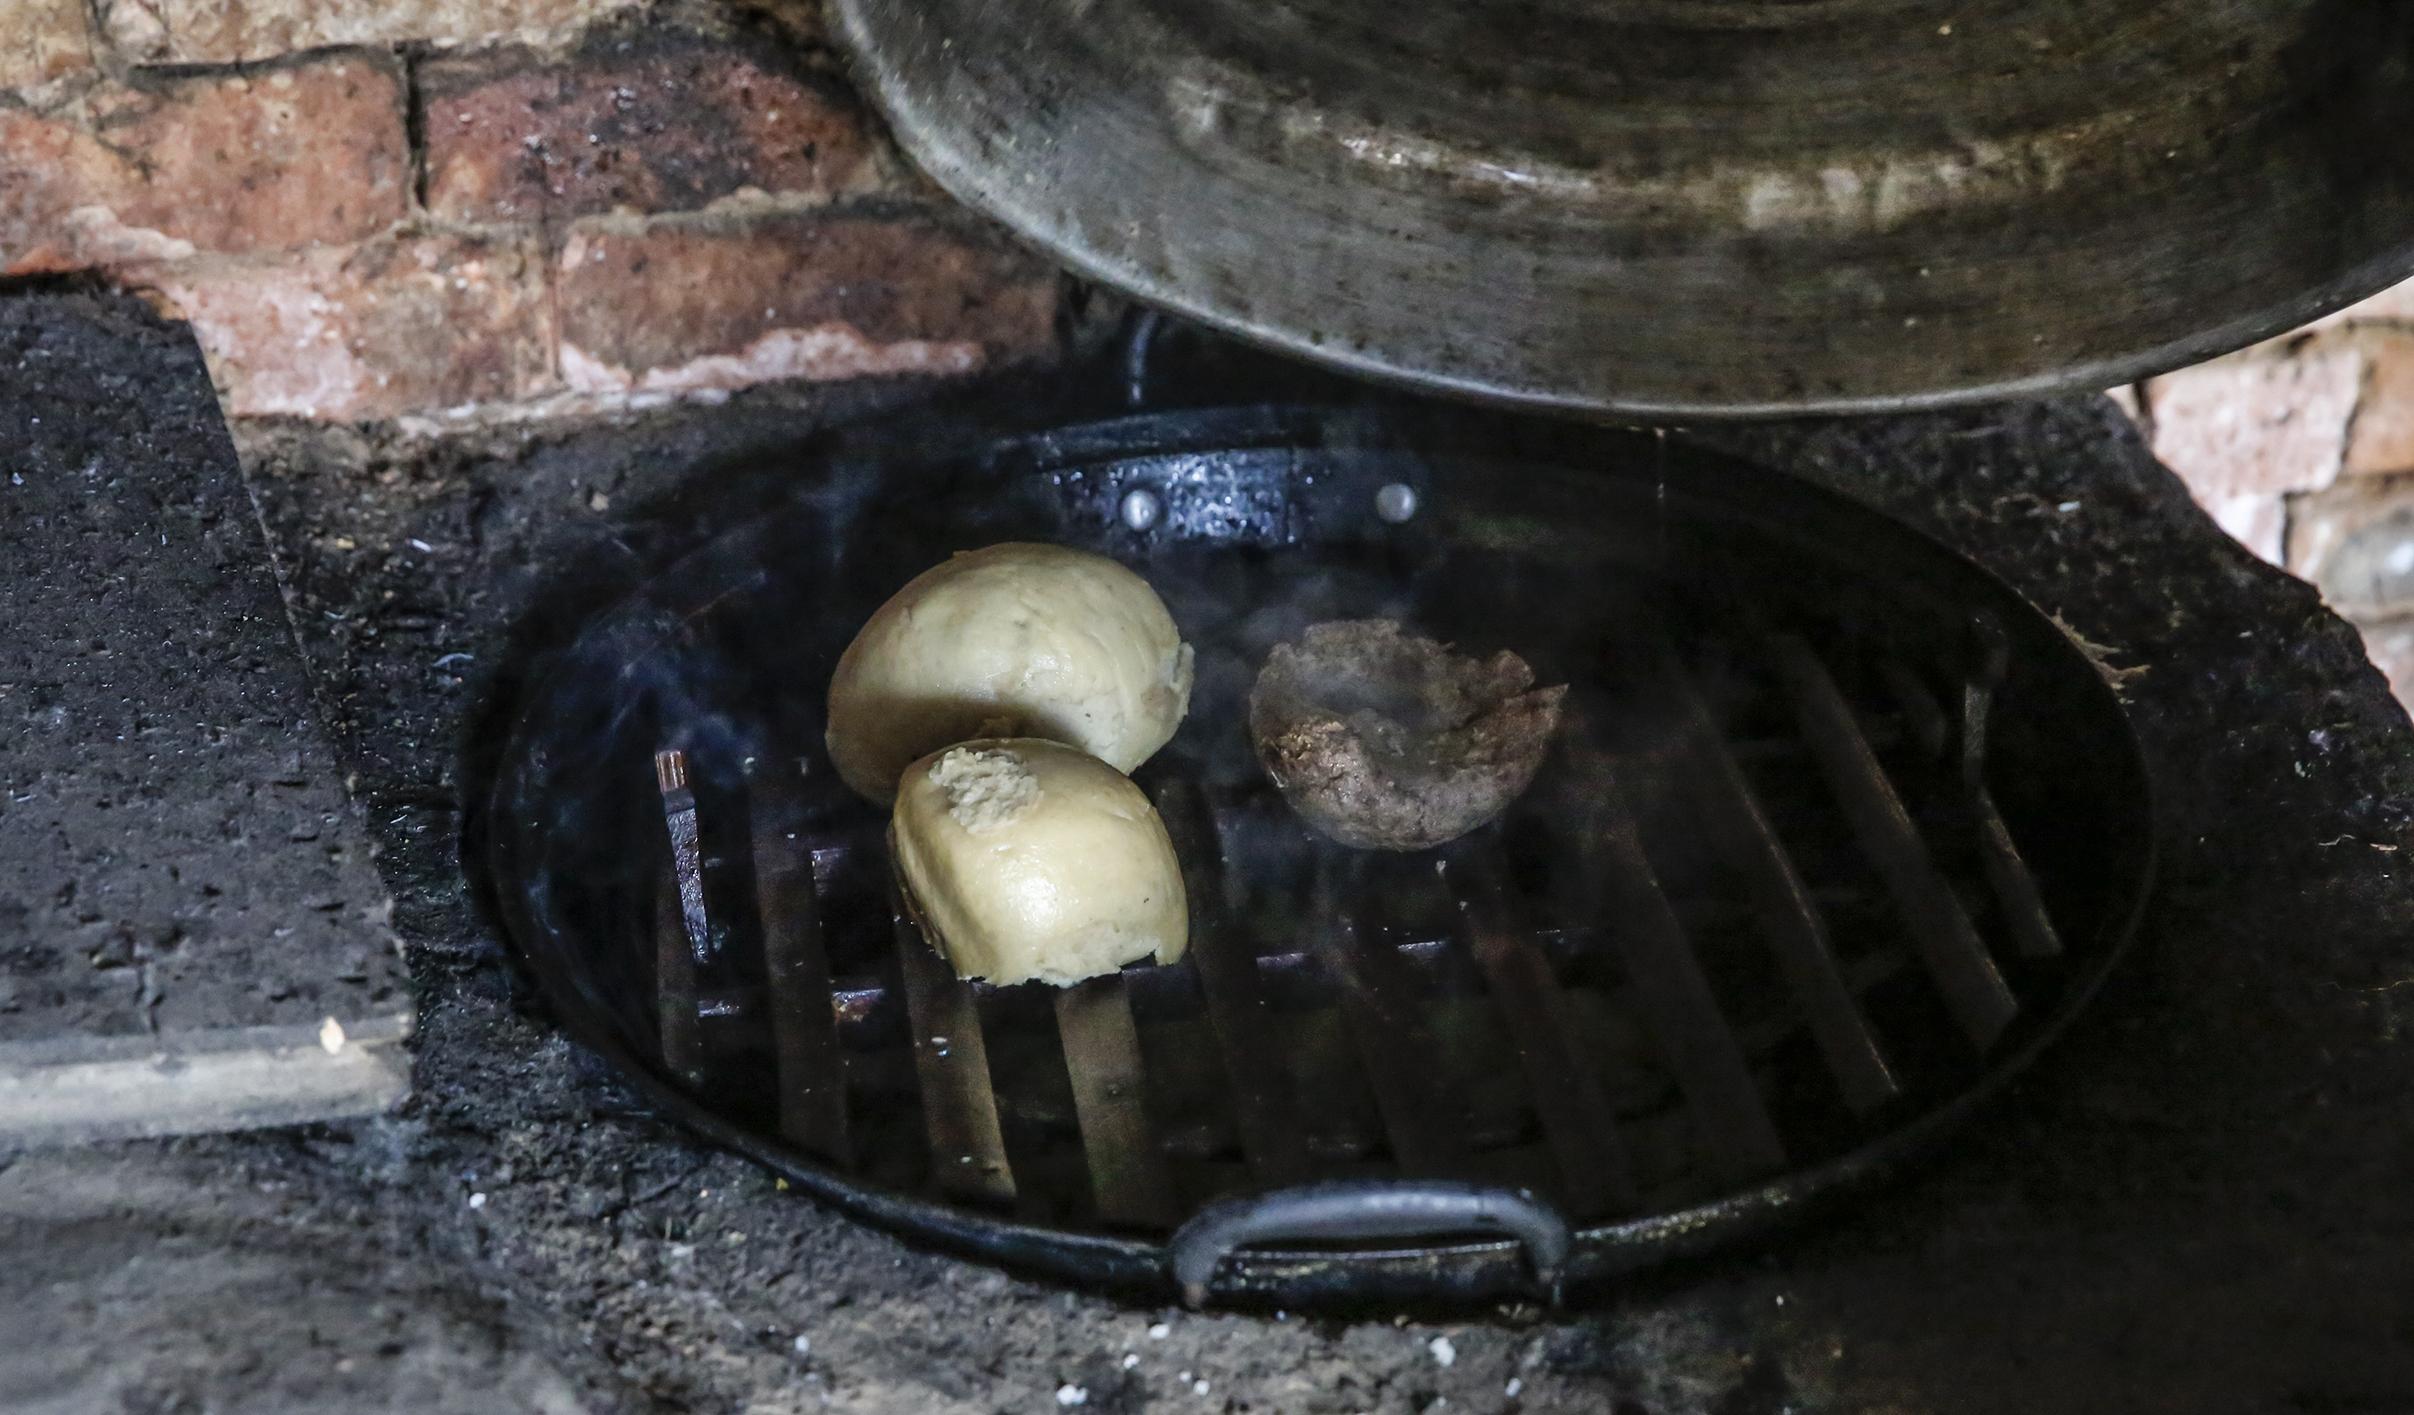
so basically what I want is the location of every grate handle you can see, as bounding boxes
[1168,1180,1572,1308]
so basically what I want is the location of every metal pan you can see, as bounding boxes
[832,0,2414,418]
[477,401,2154,1307]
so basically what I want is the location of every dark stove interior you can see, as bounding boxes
[484,400,2151,1306]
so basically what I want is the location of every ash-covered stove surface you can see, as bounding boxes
[12,300,2414,1413]
[483,403,2151,1307]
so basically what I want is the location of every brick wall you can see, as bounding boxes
[2130,280,2414,706]
[0,0,1061,427]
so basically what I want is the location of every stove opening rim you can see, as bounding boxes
[471,399,2161,1308]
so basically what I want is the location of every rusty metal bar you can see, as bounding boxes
[889,884,1016,1206]
[652,750,707,1087]
[1153,781,1311,1183]
[1312,865,1468,1175]
[1656,658,1902,1113]
[1971,809,2064,960]
[1961,619,2064,960]
[1054,977,1179,1227]
[654,750,712,965]
[1769,634,2021,1049]
[753,798,850,1165]
[1587,788,1789,1184]
[1442,852,1639,1215]
[653,869,704,1087]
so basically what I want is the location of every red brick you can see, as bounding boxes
[96,0,634,64]
[0,0,93,87]
[0,57,407,276]
[2145,342,2363,502]
[139,234,557,420]
[422,37,876,224]
[2286,474,2414,618]
[2346,329,2414,477]
[553,212,1057,395]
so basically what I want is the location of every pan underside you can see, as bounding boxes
[832,0,2414,416]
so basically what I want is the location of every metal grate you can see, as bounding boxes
[642,619,2070,1233]
[484,405,2152,1306]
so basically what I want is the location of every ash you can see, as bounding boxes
[12,326,2414,1414]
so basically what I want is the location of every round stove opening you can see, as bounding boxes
[478,403,2153,1309]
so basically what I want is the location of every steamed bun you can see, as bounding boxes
[825,543,1194,803]
[891,739,1188,986]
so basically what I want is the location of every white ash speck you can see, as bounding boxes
[1428,1335,1457,1367]
[466,1192,486,1210]
[1120,1353,1139,1369]
[1054,1384,1087,1407]
[1505,1377,1523,1398]
[1148,1323,1170,1339]
[792,1335,811,1357]
[1192,1380,1210,1396]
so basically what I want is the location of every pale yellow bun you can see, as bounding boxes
[825,543,1194,804]
[891,739,1188,987]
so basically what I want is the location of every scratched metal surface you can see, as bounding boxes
[833,0,2414,417]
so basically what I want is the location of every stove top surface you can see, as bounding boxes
[8,294,2414,1413]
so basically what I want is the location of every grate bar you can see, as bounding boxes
[1443,852,1640,1216]
[1769,635,2020,1049]
[1589,789,1790,1183]
[654,751,712,965]
[1313,866,1469,1175]
[1154,782,1312,1183]
[889,885,1016,1206]
[1658,658,1902,1113]
[653,869,705,1087]
[652,750,707,1087]
[1972,810,2064,960]
[1054,977,1180,1227]
[752,797,851,1165]
[1961,620,2064,960]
